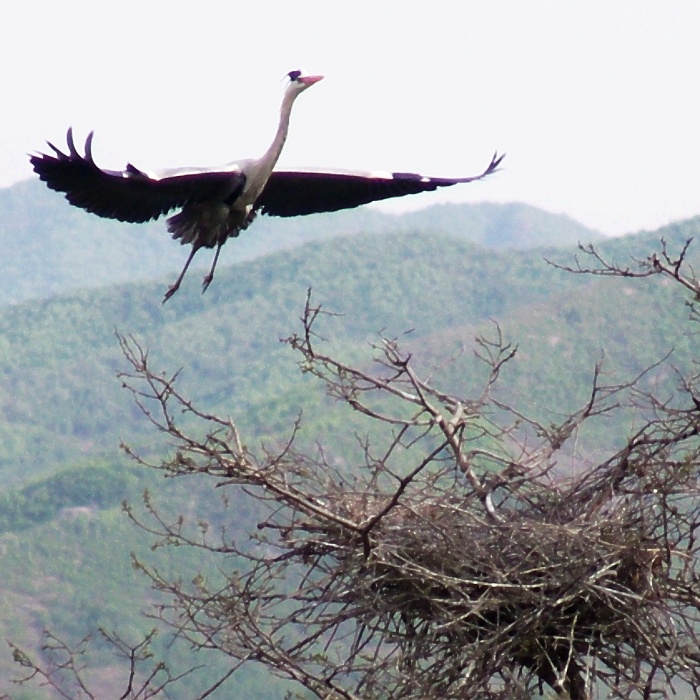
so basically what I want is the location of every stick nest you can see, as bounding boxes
[303,487,676,698]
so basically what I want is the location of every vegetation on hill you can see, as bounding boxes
[6,233,700,700]
[0,216,695,484]
[1,196,699,696]
[0,465,271,698]
[0,464,140,533]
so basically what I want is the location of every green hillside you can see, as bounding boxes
[0,207,698,696]
[0,220,693,483]
[0,466,274,698]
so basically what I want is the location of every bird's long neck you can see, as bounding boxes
[239,88,299,207]
[260,88,298,173]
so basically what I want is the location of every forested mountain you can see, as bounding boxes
[1,178,601,305]
[0,191,698,696]
[0,218,694,482]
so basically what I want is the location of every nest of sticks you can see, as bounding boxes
[300,486,674,699]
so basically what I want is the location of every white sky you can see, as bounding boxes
[2,1,699,236]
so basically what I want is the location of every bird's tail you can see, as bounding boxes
[167,204,257,247]
[167,204,228,247]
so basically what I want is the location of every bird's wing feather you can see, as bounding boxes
[29,129,246,224]
[256,152,504,217]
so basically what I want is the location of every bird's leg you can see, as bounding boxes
[163,245,200,304]
[202,242,224,294]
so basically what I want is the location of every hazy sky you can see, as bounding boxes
[2,2,699,235]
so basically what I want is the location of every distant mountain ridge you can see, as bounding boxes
[1,178,602,305]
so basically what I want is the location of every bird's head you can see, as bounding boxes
[285,70,324,96]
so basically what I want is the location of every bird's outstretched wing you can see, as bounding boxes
[256,152,504,217]
[29,129,246,224]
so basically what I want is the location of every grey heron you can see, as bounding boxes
[30,70,503,302]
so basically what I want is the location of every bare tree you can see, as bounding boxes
[9,241,700,700]
[2,628,198,699]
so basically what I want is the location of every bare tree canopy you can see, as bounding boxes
[8,241,700,700]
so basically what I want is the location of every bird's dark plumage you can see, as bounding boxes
[30,72,503,301]
[257,159,504,217]
[31,129,247,225]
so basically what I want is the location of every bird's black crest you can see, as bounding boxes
[287,70,302,82]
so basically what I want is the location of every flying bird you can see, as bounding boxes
[30,70,504,302]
